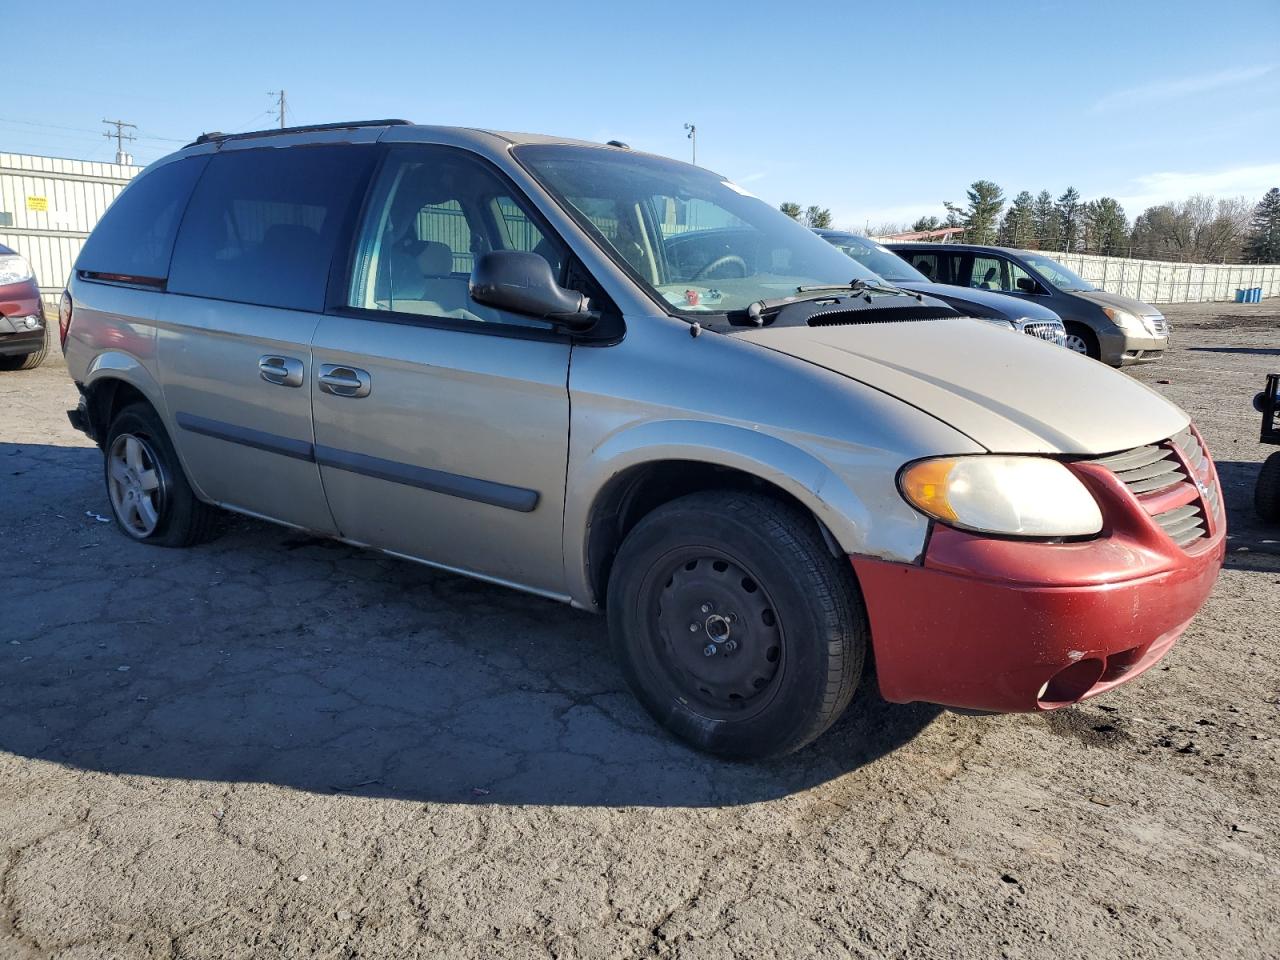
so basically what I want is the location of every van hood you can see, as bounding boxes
[734,317,1187,455]
[895,281,1061,322]
[1070,287,1163,317]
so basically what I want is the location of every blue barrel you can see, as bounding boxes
[1253,287,1264,303]
[1236,289,1247,302]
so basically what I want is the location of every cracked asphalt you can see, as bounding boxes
[2,300,1278,959]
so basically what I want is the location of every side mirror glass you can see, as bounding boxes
[470,251,597,332]
[1015,276,1039,294]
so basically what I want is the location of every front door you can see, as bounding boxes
[310,145,574,596]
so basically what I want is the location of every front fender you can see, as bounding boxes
[563,418,926,610]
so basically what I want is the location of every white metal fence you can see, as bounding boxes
[1045,252,1280,304]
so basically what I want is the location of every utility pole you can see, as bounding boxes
[683,122,696,165]
[268,89,287,129]
[102,119,136,164]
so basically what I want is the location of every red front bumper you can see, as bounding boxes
[853,445,1225,712]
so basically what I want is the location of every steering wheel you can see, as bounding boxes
[690,254,748,281]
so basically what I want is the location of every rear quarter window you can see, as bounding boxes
[167,145,376,312]
[76,156,210,282]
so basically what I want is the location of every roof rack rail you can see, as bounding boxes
[188,119,412,148]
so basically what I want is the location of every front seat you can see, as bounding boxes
[976,266,998,289]
[389,240,473,316]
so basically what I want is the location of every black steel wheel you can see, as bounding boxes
[607,490,867,759]
[650,551,785,722]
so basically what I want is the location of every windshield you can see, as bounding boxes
[1021,253,1094,291]
[515,145,880,313]
[819,232,927,283]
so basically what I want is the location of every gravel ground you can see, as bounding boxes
[2,301,1278,959]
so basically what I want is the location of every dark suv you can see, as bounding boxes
[887,243,1168,366]
[815,231,1066,347]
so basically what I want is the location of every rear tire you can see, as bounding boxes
[0,324,49,370]
[607,491,867,760]
[103,402,220,547]
[1063,322,1100,361]
[1256,452,1280,524]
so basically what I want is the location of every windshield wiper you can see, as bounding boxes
[741,279,922,325]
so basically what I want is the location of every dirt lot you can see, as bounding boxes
[2,301,1278,959]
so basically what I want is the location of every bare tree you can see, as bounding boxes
[1131,195,1253,261]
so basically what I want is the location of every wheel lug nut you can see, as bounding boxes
[723,639,738,653]
[689,623,699,633]
[703,643,717,657]
[700,603,711,614]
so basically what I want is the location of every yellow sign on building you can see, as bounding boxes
[26,196,48,212]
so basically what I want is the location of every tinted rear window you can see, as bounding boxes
[168,145,375,312]
[76,156,209,282]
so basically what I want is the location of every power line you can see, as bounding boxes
[268,90,286,129]
[102,118,137,164]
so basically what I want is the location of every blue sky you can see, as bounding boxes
[6,0,1278,229]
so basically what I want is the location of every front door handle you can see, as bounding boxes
[259,355,304,387]
[318,364,371,398]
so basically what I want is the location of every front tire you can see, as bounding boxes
[1256,452,1280,523]
[1063,322,1100,360]
[103,402,220,547]
[607,491,867,760]
[0,325,49,370]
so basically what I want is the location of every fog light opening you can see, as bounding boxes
[1038,658,1105,708]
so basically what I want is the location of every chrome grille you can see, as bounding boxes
[1022,321,1067,346]
[1145,314,1169,336]
[1086,427,1217,549]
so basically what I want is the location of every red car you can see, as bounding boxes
[0,244,48,370]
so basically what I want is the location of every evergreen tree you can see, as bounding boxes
[1031,190,1060,249]
[779,202,802,220]
[804,206,833,229]
[997,190,1035,246]
[1083,197,1130,256]
[1246,187,1280,262]
[1056,187,1082,251]
[963,180,1005,244]
[911,215,941,232]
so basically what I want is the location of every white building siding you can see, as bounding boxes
[0,152,141,308]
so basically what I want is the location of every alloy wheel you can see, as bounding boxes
[107,433,166,538]
[1064,332,1090,354]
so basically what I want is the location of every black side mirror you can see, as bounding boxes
[1015,277,1040,294]
[470,251,598,332]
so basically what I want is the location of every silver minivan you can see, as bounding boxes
[62,121,1225,759]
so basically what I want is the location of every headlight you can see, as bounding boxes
[1103,306,1154,336]
[0,254,33,286]
[899,456,1103,537]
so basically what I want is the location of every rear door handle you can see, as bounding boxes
[318,364,371,398]
[259,355,304,387]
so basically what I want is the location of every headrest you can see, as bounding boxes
[417,241,454,276]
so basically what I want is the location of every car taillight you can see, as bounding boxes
[58,290,73,350]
